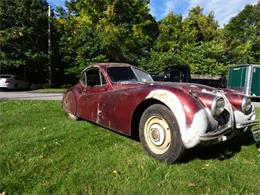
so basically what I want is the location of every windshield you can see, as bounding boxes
[132,67,154,82]
[107,66,153,83]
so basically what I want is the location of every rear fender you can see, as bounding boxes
[63,91,77,116]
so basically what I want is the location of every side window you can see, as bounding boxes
[84,68,107,87]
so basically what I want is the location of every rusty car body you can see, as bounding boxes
[63,63,259,163]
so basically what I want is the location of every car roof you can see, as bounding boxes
[82,62,134,72]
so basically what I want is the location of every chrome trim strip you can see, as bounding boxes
[236,119,259,129]
[200,125,232,141]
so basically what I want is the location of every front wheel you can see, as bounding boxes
[139,104,185,164]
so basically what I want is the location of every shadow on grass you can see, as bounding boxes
[70,117,258,163]
[182,131,257,163]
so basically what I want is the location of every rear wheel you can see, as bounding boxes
[139,104,185,164]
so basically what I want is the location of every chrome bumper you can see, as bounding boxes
[200,125,232,141]
[200,119,259,142]
[236,119,259,129]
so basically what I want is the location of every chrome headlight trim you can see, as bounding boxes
[211,96,225,116]
[241,96,252,113]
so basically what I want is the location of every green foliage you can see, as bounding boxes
[0,0,49,71]
[182,6,218,43]
[56,0,158,76]
[153,12,183,53]
[1,1,260,80]
[141,41,230,76]
[143,6,228,75]
[139,51,185,75]
[181,41,231,75]
[56,16,107,76]
[224,2,260,64]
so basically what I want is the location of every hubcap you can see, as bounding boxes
[144,116,171,154]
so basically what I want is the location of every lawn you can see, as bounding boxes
[0,101,259,194]
[31,88,67,93]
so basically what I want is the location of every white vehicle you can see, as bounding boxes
[0,74,30,90]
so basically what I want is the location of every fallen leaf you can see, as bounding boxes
[188,183,196,187]
[112,170,117,174]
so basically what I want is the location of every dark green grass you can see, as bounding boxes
[30,88,66,93]
[0,101,259,194]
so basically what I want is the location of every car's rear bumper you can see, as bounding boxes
[0,83,12,89]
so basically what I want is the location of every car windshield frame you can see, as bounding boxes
[107,66,154,83]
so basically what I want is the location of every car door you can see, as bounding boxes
[78,67,109,122]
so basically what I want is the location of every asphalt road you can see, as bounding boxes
[0,91,260,107]
[0,91,63,101]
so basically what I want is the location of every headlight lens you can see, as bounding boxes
[241,96,252,113]
[211,96,225,116]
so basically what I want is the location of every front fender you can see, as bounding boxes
[145,89,209,148]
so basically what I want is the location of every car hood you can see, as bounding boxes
[154,82,244,96]
[113,81,242,96]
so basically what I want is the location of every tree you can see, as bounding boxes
[153,12,183,53]
[182,6,218,44]
[181,41,229,75]
[141,6,224,75]
[224,2,260,64]
[0,0,49,78]
[56,0,159,76]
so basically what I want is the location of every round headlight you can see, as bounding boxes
[241,96,252,113]
[211,96,225,116]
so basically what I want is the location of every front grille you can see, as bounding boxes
[215,109,230,126]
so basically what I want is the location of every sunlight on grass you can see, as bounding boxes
[0,101,259,194]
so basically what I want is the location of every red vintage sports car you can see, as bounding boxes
[63,63,259,163]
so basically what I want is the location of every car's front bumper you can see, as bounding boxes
[236,120,259,129]
[199,119,259,142]
[200,125,232,141]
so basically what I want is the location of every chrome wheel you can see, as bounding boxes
[144,116,171,154]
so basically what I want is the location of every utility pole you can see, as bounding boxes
[48,5,52,86]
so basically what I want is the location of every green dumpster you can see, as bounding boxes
[227,64,260,98]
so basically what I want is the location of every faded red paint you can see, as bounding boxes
[62,63,246,137]
[224,93,244,111]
